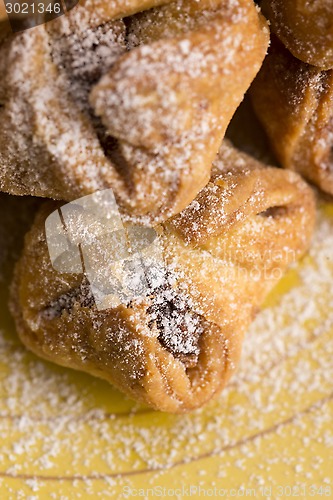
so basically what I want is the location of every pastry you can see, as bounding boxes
[10,142,315,413]
[261,0,333,70]
[250,38,333,196]
[0,0,269,223]
[2,0,173,32]
[67,0,174,29]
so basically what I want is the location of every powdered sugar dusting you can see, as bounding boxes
[0,0,269,222]
[0,202,332,496]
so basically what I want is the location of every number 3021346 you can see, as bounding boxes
[5,2,62,14]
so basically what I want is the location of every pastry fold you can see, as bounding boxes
[10,143,315,413]
[261,0,333,70]
[250,38,333,196]
[0,0,269,223]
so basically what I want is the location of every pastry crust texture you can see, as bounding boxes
[10,143,316,413]
[251,38,333,196]
[261,0,333,70]
[70,0,174,29]
[0,0,269,223]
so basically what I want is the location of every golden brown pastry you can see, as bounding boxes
[261,0,333,70]
[10,143,315,413]
[68,0,174,29]
[1,0,173,32]
[250,38,333,196]
[0,0,269,223]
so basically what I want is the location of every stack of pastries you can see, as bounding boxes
[0,0,324,412]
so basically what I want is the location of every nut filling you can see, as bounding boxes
[41,278,95,320]
[50,20,126,108]
[147,288,204,368]
[41,276,203,368]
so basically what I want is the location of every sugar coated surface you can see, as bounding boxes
[0,203,332,497]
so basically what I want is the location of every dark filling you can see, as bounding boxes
[42,278,95,320]
[42,276,203,368]
[259,206,288,218]
[50,21,132,180]
[147,288,203,369]
[94,124,135,185]
[52,21,126,93]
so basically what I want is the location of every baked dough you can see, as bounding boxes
[10,142,315,412]
[67,0,174,29]
[251,38,333,196]
[0,0,269,223]
[261,0,333,70]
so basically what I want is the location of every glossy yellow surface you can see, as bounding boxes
[0,202,332,499]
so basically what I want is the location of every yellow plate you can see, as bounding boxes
[0,201,332,499]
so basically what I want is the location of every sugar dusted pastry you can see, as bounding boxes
[68,0,174,29]
[0,0,269,223]
[10,143,315,413]
[251,38,333,196]
[261,0,333,70]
